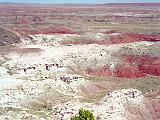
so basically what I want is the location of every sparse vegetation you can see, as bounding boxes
[71,109,95,120]
[117,76,160,93]
[30,89,73,110]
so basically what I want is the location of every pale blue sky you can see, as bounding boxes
[0,0,159,4]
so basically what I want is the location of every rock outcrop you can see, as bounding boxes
[0,27,20,46]
[53,89,159,120]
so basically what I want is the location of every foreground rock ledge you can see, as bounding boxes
[53,89,157,120]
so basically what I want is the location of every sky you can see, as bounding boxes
[0,0,160,4]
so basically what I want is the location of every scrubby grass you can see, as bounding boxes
[79,76,160,104]
[92,23,160,34]
[117,76,160,93]
[95,76,159,92]
[30,89,73,110]
[83,75,160,100]
[0,106,55,119]
[84,76,119,82]
[85,75,160,94]
[80,90,108,103]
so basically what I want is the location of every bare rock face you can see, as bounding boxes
[0,27,20,46]
[53,89,158,120]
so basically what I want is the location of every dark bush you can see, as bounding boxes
[71,109,95,120]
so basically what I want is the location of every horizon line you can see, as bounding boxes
[0,2,160,5]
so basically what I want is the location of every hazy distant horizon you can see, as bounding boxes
[0,0,160,4]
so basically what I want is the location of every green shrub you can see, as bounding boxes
[71,109,95,120]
